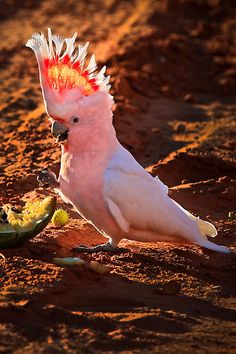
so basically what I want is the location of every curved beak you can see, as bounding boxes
[51,120,69,143]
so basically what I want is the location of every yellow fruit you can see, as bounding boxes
[52,209,69,227]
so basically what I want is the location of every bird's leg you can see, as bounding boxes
[37,168,59,188]
[73,239,127,253]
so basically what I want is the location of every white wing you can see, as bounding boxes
[104,145,230,254]
[104,145,175,236]
[106,197,129,233]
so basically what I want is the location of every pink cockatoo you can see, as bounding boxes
[26,29,230,254]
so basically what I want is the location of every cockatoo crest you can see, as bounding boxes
[26,28,111,95]
[26,29,112,118]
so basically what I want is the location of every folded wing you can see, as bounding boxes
[104,145,230,254]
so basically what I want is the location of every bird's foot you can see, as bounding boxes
[37,168,59,188]
[73,241,127,253]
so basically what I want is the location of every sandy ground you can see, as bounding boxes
[0,0,236,353]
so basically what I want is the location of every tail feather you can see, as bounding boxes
[198,239,230,254]
[172,200,230,253]
[197,219,217,237]
[173,200,217,237]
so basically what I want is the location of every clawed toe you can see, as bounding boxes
[72,244,88,252]
[72,242,127,253]
[37,169,59,188]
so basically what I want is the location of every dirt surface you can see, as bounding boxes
[0,0,236,353]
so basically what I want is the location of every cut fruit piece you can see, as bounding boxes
[53,257,85,267]
[0,196,56,249]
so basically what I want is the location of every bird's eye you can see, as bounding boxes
[71,116,79,123]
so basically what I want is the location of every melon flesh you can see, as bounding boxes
[0,196,56,248]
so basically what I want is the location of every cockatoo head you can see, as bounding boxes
[26,29,114,150]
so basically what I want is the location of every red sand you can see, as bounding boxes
[0,0,236,353]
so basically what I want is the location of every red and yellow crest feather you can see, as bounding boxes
[26,29,110,96]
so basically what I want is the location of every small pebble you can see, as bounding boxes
[218,176,231,183]
[175,123,186,133]
[181,179,190,184]
[152,127,160,135]
[183,93,195,103]
[161,280,181,295]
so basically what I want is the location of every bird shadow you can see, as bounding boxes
[1,263,236,346]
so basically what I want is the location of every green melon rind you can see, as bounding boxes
[0,196,56,249]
